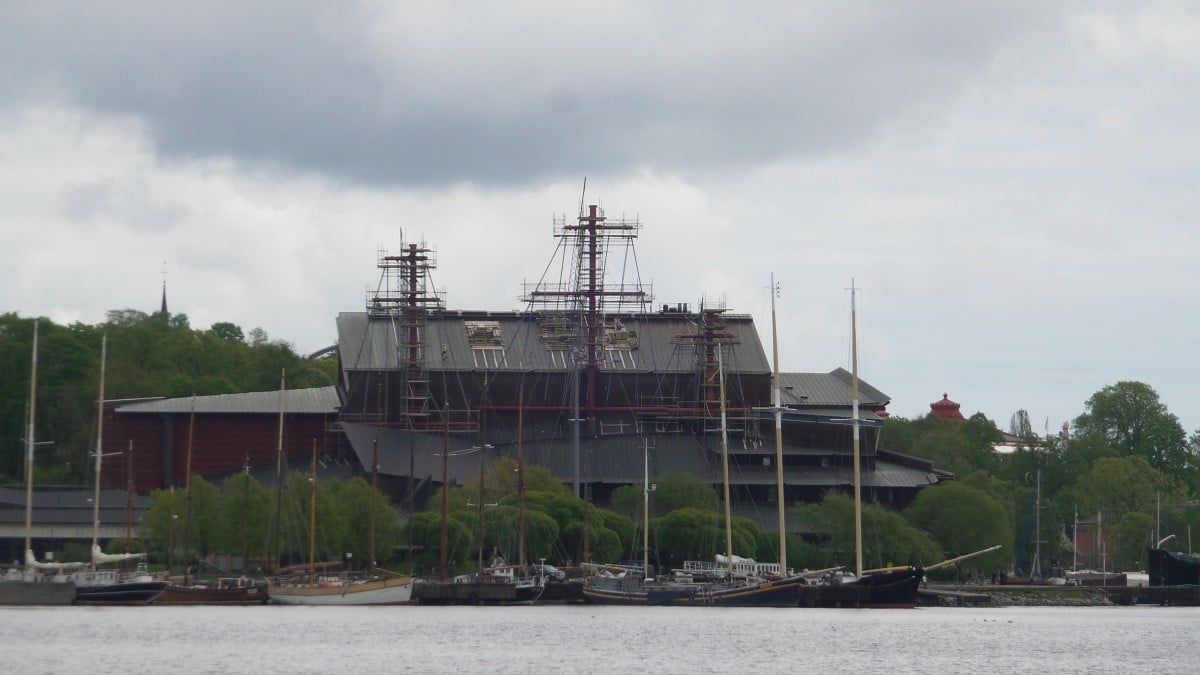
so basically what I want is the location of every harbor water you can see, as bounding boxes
[4,604,1198,674]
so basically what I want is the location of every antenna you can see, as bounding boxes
[577,177,587,217]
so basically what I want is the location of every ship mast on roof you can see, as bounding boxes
[367,237,451,431]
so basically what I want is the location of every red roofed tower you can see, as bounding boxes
[930,393,965,421]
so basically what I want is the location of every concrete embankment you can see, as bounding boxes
[921,583,1200,607]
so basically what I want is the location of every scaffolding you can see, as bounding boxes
[367,240,445,430]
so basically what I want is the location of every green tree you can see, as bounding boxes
[904,481,1011,572]
[334,476,401,567]
[1066,456,1180,521]
[217,471,271,571]
[209,322,245,343]
[1074,382,1195,489]
[792,492,941,571]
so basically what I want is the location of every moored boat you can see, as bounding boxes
[157,575,268,605]
[2,321,76,606]
[1147,546,1200,586]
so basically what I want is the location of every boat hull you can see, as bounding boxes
[74,580,167,605]
[0,579,77,606]
[268,575,413,605]
[816,568,923,609]
[582,576,806,607]
[157,582,269,605]
[413,580,543,605]
[1147,548,1200,586]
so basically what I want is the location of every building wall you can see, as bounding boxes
[102,409,335,491]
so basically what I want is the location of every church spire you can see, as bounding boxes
[160,260,168,315]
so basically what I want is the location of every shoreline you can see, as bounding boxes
[921,583,1200,607]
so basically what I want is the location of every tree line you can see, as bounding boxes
[1,310,337,485]
[880,381,1200,577]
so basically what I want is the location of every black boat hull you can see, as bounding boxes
[1147,548,1200,586]
[74,581,167,605]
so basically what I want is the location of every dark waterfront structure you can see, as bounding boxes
[334,203,949,529]
[81,200,948,536]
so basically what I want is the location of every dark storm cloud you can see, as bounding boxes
[0,1,1062,187]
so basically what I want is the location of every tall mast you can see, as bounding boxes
[23,320,38,570]
[370,382,381,577]
[770,274,786,572]
[308,437,317,586]
[271,369,286,572]
[125,440,133,559]
[440,402,449,582]
[719,346,733,574]
[517,381,526,567]
[182,394,196,576]
[850,281,863,579]
[91,335,107,558]
[642,436,650,579]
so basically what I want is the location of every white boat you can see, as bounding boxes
[0,320,77,606]
[71,336,166,604]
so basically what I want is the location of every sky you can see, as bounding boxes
[2,1,1197,435]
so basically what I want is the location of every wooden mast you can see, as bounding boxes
[23,320,38,573]
[517,381,526,567]
[850,280,863,579]
[770,274,786,572]
[271,369,285,572]
[308,437,317,586]
[182,394,196,578]
[440,402,449,582]
[90,335,107,560]
[642,436,650,579]
[719,345,733,574]
[370,382,381,577]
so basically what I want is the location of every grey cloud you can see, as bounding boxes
[1,1,1066,187]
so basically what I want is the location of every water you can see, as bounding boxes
[3,605,1197,674]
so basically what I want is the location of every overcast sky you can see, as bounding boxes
[2,2,1196,435]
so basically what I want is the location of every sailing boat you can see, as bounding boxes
[413,387,547,605]
[268,375,414,605]
[72,335,167,605]
[582,343,808,606]
[156,396,268,605]
[822,281,923,608]
[0,320,77,605]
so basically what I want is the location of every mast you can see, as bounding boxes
[271,369,286,572]
[642,436,650,579]
[770,274,786,572]
[370,382,382,577]
[308,437,317,586]
[719,346,733,574]
[440,402,449,582]
[517,381,526,567]
[182,394,196,578]
[90,335,107,559]
[850,281,863,579]
[242,454,251,573]
[23,320,38,572]
[125,440,133,560]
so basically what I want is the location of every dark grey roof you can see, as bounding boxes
[114,386,340,415]
[0,486,150,526]
[337,310,771,374]
[779,369,889,408]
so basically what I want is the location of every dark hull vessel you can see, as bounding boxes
[156,580,268,605]
[0,577,76,606]
[813,568,923,609]
[1147,548,1200,586]
[74,580,167,605]
[413,576,545,605]
[582,575,808,607]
